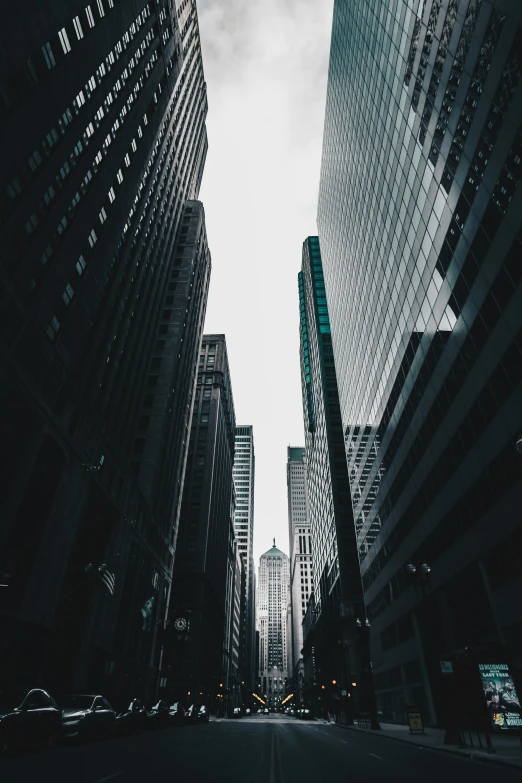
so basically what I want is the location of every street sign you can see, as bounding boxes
[406,706,424,734]
[440,660,454,674]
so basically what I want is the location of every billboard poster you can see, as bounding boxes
[478,663,522,731]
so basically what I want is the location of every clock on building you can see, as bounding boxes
[174,617,188,632]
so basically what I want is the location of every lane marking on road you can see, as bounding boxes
[369,753,382,760]
[93,773,124,783]
[269,732,276,783]
[341,740,347,744]
[276,731,286,783]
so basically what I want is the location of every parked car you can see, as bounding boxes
[300,709,313,720]
[286,709,296,717]
[263,708,269,715]
[146,700,170,729]
[0,687,62,755]
[185,704,199,724]
[115,699,148,735]
[232,707,242,718]
[61,694,116,740]
[168,702,186,726]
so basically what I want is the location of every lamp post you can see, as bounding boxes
[337,638,354,725]
[355,617,381,730]
[406,562,431,594]
[405,562,439,734]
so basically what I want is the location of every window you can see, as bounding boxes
[41,41,56,69]
[24,691,52,710]
[88,229,97,248]
[47,315,60,341]
[86,5,96,27]
[41,245,53,265]
[117,169,123,184]
[76,255,87,275]
[97,0,105,17]
[124,153,131,167]
[73,16,84,39]
[99,207,107,224]
[62,283,74,305]
[108,187,115,203]
[58,28,72,54]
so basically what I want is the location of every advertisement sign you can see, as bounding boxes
[478,663,522,731]
[406,706,424,734]
[440,660,453,674]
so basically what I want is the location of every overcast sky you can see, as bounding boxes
[198,0,334,566]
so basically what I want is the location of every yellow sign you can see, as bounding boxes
[407,710,424,733]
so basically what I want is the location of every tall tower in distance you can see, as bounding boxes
[257,541,290,708]
[232,425,256,689]
[286,447,313,694]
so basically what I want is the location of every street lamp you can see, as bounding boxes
[406,562,431,596]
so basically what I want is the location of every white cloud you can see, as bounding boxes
[198,0,333,564]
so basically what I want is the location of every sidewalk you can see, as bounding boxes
[324,719,522,769]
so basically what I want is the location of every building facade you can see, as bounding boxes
[298,237,376,722]
[165,335,236,708]
[257,542,290,708]
[318,0,522,726]
[232,425,256,689]
[286,446,313,702]
[0,0,210,702]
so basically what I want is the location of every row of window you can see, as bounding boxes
[2,4,152,226]
[0,0,120,119]
[47,48,202,345]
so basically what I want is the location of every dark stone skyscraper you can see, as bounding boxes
[166,335,236,706]
[318,0,522,725]
[0,0,210,702]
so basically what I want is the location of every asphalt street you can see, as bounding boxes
[1,713,520,783]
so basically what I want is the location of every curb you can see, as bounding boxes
[330,722,522,771]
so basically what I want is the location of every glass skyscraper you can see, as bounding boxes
[298,237,376,723]
[286,446,312,684]
[318,0,522,725]
[232,425,256,689]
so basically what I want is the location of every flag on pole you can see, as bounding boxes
[85,563,116,595]
[141,596,155,631]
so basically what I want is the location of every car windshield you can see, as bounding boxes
[62,695,95,709]
[0,690,26,711]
